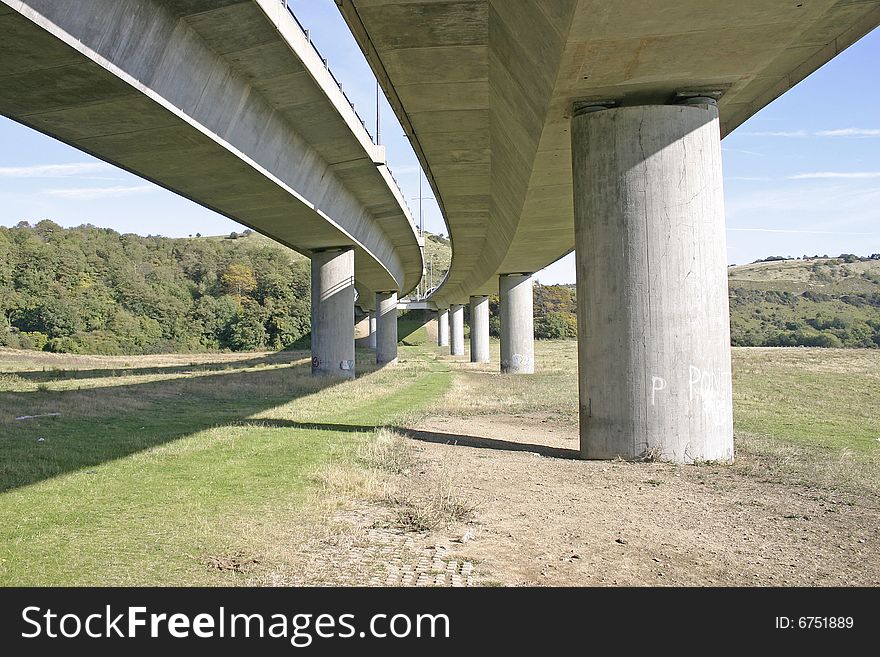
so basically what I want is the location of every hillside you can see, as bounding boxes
[728,256,880,347]
[414,237,880,348]
[0,221,311,355]
[1,221,877,354]
[422,231,451,293]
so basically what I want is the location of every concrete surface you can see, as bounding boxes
[572,103,733,463]
[0,0,422,297]
[338,0,880,306]
[437,309,450,347]
[368,312,377,350]
[469,296,490,363]
[450,304,465,356]
[499,274,534,374]
[376,291,399,364]
[311,248,355,378]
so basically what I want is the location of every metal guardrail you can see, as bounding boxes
[280,1,415,224]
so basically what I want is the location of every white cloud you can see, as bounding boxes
[744,130,809,138]
[788,172,880,180]
[722,148,765,157]
[744,128,880,138]
[42,185,154,200]
[814,128,880,137]
[389,164,420,176]
[725,181,880,229]
[0,162,114,178]
[728,228,875,235]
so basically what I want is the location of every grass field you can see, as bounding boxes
[432,341,878,493]
[1,340,877,585]
[0,345,452,585]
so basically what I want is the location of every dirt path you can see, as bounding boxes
[396,414,879,586]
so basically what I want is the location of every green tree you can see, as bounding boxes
[226,303,268,351]
[222,262,257,298]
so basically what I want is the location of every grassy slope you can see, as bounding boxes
[728,258,880,347]
[0,345,451,585]
[423,232,451,291]
[397,310,433,347]
[729,257,880,294]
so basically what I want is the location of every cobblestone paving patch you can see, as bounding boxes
[284,508,477,587]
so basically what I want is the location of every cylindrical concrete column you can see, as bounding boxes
[375,291,398,364]
[310,248,355,378]
[499,274,534,374]
[354,311,370,347]
[469,296,490,363]
[367,312,377,350]
[449,304,465,356]
[572,102,733,464]
[437,309,449,347]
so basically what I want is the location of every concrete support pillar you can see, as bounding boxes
[571,101,733,464]
[449,304,465,356]
[311,248,355,378]
[354,312,370,347]
[437,309,450,347]
[367,312,377,350]
[469,296,490,363]
[375,291,398,365]
[499,274,534,374]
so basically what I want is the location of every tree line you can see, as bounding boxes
[2,222,878,354]
[0,221,310,354]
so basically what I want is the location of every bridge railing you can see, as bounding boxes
[280,1,416,226]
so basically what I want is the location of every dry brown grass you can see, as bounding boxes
[734,431,880,500]
[302,428,474,538]
[238,426,474,585]
[357,427,417,474]
[427,341,579,422]
[389,478,476,532]
[0,346,279,372]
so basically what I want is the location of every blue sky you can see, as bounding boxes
[1,1,877,284]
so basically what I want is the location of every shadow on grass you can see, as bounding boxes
[398,310,432,346]
[9,351,302,382]
[234,420,579,460]
[0,352,385,493]
[1,346,562,494]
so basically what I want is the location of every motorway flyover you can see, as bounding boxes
[337,0,880,462]
[0,0,423,376]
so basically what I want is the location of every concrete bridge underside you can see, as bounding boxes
[3,0,877,462]
[0,0,423,301]
[340,0,880,306]
[339,0,880,462]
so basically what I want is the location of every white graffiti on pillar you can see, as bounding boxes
[689,365,731,428]
[650,376,667,405]
[510,353,533,370]
[649,365,731,428]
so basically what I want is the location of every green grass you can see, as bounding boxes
[0,345,451,585]
[732,348,880,453]
[397,311,432,347]
[423,232,451,290]
[437,339,878,456]
[2,337,877,585]
[429,340,578,422]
